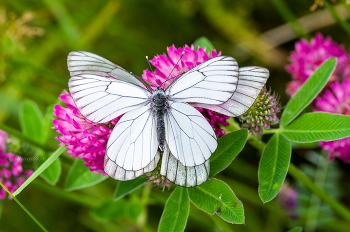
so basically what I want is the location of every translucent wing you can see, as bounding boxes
[165,56,239,105]
[68,50,152,92]
[193,66,269,117]
[105,105,158,175]
[104,151,160,181]
[164,101,217,167]
[160,143,210,187]
[68,74,151,123]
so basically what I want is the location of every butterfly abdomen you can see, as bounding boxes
[152,87,168,151]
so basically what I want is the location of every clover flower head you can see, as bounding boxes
[53,45,230,178]
[286,33,350,96]
[277,183,298,219]
[0,130,33,200]
[239,87,281,134]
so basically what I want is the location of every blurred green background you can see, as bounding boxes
[1,0,350,231]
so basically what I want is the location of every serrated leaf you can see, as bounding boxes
[210,129,248,177]
[288,227,303,232]
[280,58,337,128]
[193,36,215,54]
[35,153,61,185]
[114,177,148,201]
[187,178,244,224]
[282,113,350,143]
[258,133,291,203]
[14,146,67,196]
[158,187,190,232]
[19,100,44,143]
[65,158,108,191]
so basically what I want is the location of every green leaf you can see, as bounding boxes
[91,198,126,221]
[193,36,215,54]
[41,104,54,143]
[210,129,248,176]
[91,198,143,222]
[0,201,2,220]
[65,158,108,191]
[19,100,44,143]
[114,177,149,201]
[35,153,61,185]
[187,179,244,224]
[280,58,337,128]
[158,187,190,232]
[288,227,303,232]
[282,112,350,143]
[13,146,67,196]
[258,133,291,203]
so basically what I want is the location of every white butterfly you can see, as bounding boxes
[67,51,269,187]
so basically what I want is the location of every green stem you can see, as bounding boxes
[305,152,329,232]
[269,0,309,38]
[323,0,350,37]
[0,124,53,151]
[0,181,48,232]
[246,128,350,223]
[14,146,67,196]
[289,163,350,223]
[31,180,99,207]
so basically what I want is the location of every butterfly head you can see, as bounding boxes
[151,87,168,107]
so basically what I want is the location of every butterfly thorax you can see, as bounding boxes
[151,87,168,151]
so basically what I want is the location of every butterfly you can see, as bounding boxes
[67,51,269,187]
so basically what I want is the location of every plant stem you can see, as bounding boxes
[289,163,350,223]
[269,0,309,38]
[0,124,53,151]
[13,146,67,196]
[0,181,48,232]
[323,0,350,37]
[31,180,99,207]
[246,127,350,223]
[305,152,329,232]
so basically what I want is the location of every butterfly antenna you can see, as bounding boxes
[162,51,185,88]
[146,56,158,83]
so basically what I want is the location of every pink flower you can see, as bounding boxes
[143,44,229,137]
[52,91,121,174]
[0,130,8,152]
[286,33,350,96]
[314,80,350,162]
[54,45,230,175]
[0,133,33,200]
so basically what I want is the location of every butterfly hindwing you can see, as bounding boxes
[193,66,269,117]
[160,143,210,187]
[165,56,239,105]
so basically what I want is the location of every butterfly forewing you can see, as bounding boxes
[68,51,152,92]
[68,74,151,123]
[165,56,239,105]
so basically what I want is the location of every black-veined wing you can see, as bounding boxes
[165,56,239,105]
[104,105,158,180]
[68,74,152,124]
[193,66,269,117]
[164,101,217,170]
[68,51,153,92]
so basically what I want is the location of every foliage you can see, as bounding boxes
[1,1,350,232]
